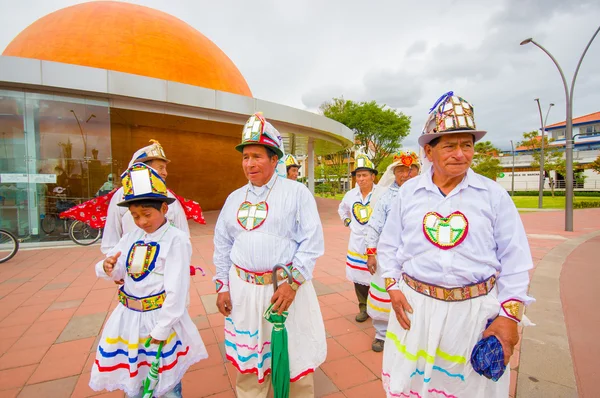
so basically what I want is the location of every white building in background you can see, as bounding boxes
[496,111,600,191]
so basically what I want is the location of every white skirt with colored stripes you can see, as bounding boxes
[225,266,327,383]
[89,304,207,396]
[346,249,371,286]
[382,279,509,398]
[366,268,391,321]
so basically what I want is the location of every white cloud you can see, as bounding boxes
[0,0,598,152]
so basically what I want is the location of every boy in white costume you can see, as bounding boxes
[213,113,326,397]
[365,150,420,352]
[90,162,207,397]
[378,92,534,397]
[337,154,377,322]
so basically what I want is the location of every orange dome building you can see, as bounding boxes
[0,1,352,241]
[3,1,252,97]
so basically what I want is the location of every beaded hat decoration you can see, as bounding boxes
[352,153,378,176]
[128,139,170,168]
[418,91,487,147]
[392,150,421,169]
[235,112,284,159]
[117,162,176,207]
[284,154,301,169]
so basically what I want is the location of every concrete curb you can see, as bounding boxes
[516,230,600,397]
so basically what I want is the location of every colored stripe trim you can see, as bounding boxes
[410,366,465,382]
[225,339,272,365]
[346,255,367,265]
[94,346,190,377]
[225,317,259,338]
[346,262,369,271]
[368,290,391,303]
[104,332,177,349]
[382,372,458,398]
[370,282,387,293]
[225,353,314,384]
[99,340,183,363]
[367,299,390,313]
[386,332,466,364]
[347,250,368,259]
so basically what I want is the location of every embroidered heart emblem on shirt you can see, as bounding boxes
[352,202,373,225]
[237,201,269,231]
[422,211,469,250]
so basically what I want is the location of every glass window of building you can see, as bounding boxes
[0,89,112,242]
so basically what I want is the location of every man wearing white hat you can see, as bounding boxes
[101,140,190,254]
[338,154,378,323]
[378,92,534,397]
[213,113,326,397]
[365,150,420,352]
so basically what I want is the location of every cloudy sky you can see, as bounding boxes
[1,0,599,151]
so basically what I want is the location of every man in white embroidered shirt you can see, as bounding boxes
[378,92,534,398]
[213,113,326,398]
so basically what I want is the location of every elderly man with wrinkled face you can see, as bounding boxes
[377,93,534,398]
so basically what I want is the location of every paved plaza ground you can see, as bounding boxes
[0,199,598,397]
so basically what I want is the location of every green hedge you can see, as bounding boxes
[573,201,600,209]
[510,191,600,197]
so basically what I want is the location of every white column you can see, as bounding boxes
[307,138,315,194]
[24,98,39,236]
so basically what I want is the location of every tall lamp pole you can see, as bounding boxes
[521,25,600,231]
[510,140,515,197]
[534,99,554,208]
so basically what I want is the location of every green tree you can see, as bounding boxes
[591,154,600,174]
[316,162,347,196]
[471,141,502,180]
[519,131,566,196]
[320,98,411,167]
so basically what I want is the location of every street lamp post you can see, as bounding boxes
[521,25,600,231]
[510,140,515,197]
[534,99,554,209]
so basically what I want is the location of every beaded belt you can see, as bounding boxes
[402,273,496,302]
[118,288,166,312]
[234,263,292,285]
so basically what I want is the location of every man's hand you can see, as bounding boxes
[367,256,377,275]
[271,283,296,315]
[103,252,121,276]
[388,290,413,330]
[114,279,124,285]
[216,292,232,316]
[483,316,519,365]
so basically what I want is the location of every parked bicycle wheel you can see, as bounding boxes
[0,229,19,263]
[69,220,102,246]
[41,213,57,234]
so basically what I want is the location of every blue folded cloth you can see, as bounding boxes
[470,319,506,382]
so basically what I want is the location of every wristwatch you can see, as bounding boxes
[290,281,300,291]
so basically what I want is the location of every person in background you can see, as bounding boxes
[337,154,378,323]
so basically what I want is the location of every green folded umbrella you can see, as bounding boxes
[142,337,164,398]
[264,264,294,398]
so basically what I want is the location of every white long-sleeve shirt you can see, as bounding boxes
[95,221,192,340]
[101,187,190,254]
[213,173,324,289]
[378,167,534,319]
[366,182,399,250]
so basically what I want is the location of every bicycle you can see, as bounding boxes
[69,220,102,246]
[0,229,19,264]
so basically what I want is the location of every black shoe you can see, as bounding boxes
[355,311,369,323]
[372,338,384,352]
